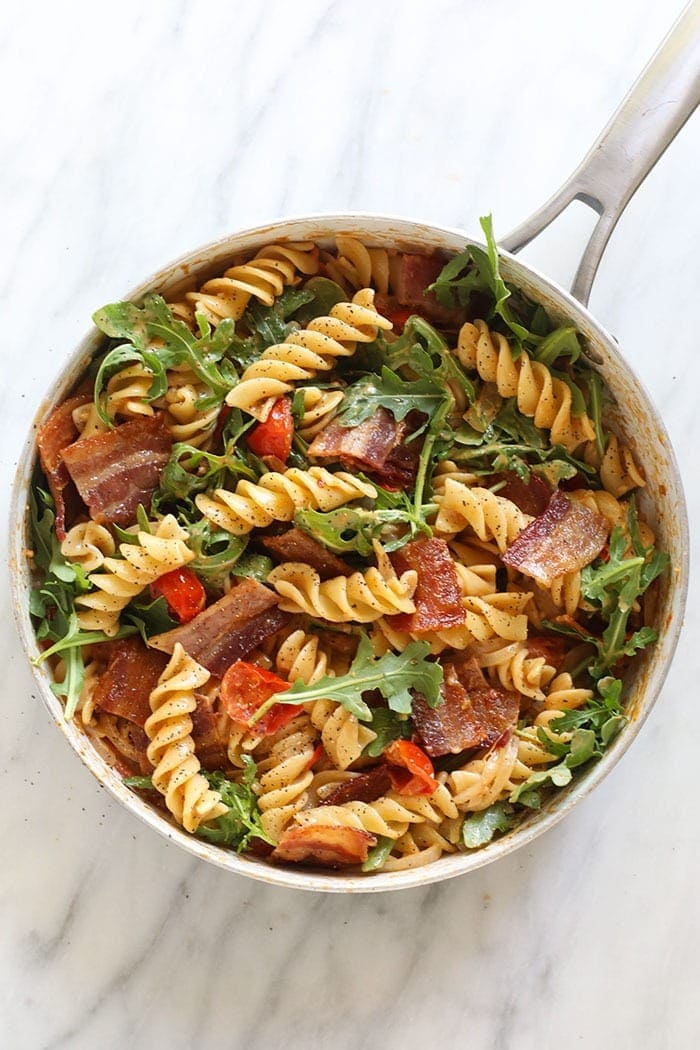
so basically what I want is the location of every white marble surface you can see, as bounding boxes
[1,1,698,1047]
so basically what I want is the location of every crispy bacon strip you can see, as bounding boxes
[36,392,92,539]
[387,537,464,633]
[190,701,230,770]
[91,638,169,727]
[489,471,552,517]
[413,658,520,756]
[320,766,393,807]
[394,253,465,326]
[308,408,400,471]
[148,578,290,678]
[62,414,171,527]
[262,527,353,579]
[272,825,377,867]
[502,490,608,586]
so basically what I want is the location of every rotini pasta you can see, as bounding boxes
[225,289,393,420]
[268,543,418,623]
[196,466,376,536]
[434,479,532,551]
[75,515,194,636]
[456,319,596,451]
[145,644,228,833]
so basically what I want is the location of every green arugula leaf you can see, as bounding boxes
[362,708,413,757]
[196,759,274,850]
[292,277,347,325]
[124,594,177,642]
[381,314,476,407]
[461,802,517,848]
[248,634,443,726]
[294,498,433,558]
[337,366,445,429]
[123,775,156,790]
[362,835,395,872]
[187,519,249,592]
[231,552,273,583]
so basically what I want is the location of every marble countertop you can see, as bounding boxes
[1,1,698,1047]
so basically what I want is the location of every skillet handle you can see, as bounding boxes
[500,0,700,305]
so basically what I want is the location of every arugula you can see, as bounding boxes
[293,496,433,557]
[93,295,239,423]
[196,759,274,850]
[231,551,273,584]
[381,314,476,407]
[362,836,395,872]
[429,215,589,372]
[462,802,517,848]
[510,677,626,806]
[186,519,249,592]
[336,366,445,430]
[152,435,256,518]
[123,775,156,790]
[248,634,443,725]
[292,277,347,325]
[362,708,412,757]
[124,594,177,642]
[29,481,134,718]
[241,286,314,350]
[579,500,668,678]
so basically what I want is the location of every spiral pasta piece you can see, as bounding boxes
[477,641,557,701]
[144,644,227,833]
[170,242,319,328]
[296,386,346,439]
[253,713,319,841]
[431,460,479,496]
[268,543,418,624]
[456,320,596,451]
[325,235,392,295]
[582,435,646,497]
[75,515,194,636]
[196,466,375,536]
[434,479,532,551]
[225,289,393,420]
[275,628,332,685]
[293,796,422,839]
[60,522,116,573]
[308,698,376,770]
[543,671,594,711]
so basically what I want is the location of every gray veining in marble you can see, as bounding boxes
[1,1,698,1047]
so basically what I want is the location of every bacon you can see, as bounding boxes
[525,635,567,667]
[61,414,171,527]
[386,537,464,633]
[489,471,552,517]
[149,578,290,678]
[320,765,393,807]
[272,825,377,867]
[36,392,92,539]
[413,658,520,756]
[190,701,230,770]
[502,490,608,586]
[308,407,400,471]
[261,528,353,579]
[394,253,466,326]
[92,638,169,727]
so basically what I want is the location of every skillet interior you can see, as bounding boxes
[9,214,689,893]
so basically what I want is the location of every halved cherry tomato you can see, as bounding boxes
[384,739,438,796]
[246,397,293,462]
[219,660,302,735]
[150,567,206,624]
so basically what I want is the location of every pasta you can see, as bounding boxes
[196,466,376,535]
[225,289,393,420]
[267,543,418,623]
[76,515,194,636]
[456,319,596,452]
[28,231,664,878]
[145,644,228,833]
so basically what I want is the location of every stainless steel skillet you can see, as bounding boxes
[9,3,698,892]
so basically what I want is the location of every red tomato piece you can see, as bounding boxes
[150,567,206,624]
[384,739,438,796]
[247,398,293,462]
[219,661,301,735]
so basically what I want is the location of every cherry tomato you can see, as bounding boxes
[150,567,206,624]
[384,739,438,796]
[247,398,293,462]
[219,661,301,735]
